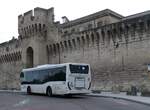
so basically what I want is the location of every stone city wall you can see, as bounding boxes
[47,13,150,91]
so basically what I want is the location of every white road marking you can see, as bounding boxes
[113,99,129,105]
[13,98,30,107]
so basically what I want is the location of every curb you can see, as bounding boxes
[0,90,23,94]
[86,94,150,106]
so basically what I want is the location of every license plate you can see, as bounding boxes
[75,77,85,88]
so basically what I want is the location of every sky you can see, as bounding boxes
[0,0,150,43]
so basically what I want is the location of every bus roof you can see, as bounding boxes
[22,63,89,72]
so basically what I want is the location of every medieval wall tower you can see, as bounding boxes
[18,7,59,68]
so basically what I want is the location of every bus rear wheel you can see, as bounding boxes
[46,87,52,97]
[27,86,31,95]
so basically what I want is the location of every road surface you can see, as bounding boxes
[0,92,149,110]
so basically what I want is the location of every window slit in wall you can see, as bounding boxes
[53,44,56,56]
[91,33,94,45]
[77,37,80,48]
[81,36,85,46]
[86,34,90,47]
[72,39,76,49]
[68,40,72,50]
[96,32,100,46]
[64,41,68,51]
[101,30,105,44]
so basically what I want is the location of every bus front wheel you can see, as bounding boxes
[46,87,52,97]
[27,86,31,95]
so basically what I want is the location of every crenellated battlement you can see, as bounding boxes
[18,7,54,25]
[0,37,21,53]
[0,37,22,64]
[58,11,150,51]
[18,7,54,38]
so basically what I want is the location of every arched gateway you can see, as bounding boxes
[26,47,34,68]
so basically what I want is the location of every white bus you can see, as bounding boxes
[20,63,91,96]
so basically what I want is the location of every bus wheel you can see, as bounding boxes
[46,87,52,97]
[27,86,31,95]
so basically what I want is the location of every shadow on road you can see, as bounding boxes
[23,93,88,99]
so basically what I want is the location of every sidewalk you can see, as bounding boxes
[88,92,150,106]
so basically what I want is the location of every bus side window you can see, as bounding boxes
[47,69,53,81]
[39,70,49,83]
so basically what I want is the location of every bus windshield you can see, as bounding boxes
[69,64,89,74]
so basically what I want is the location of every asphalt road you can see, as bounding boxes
[0,92,149,110]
